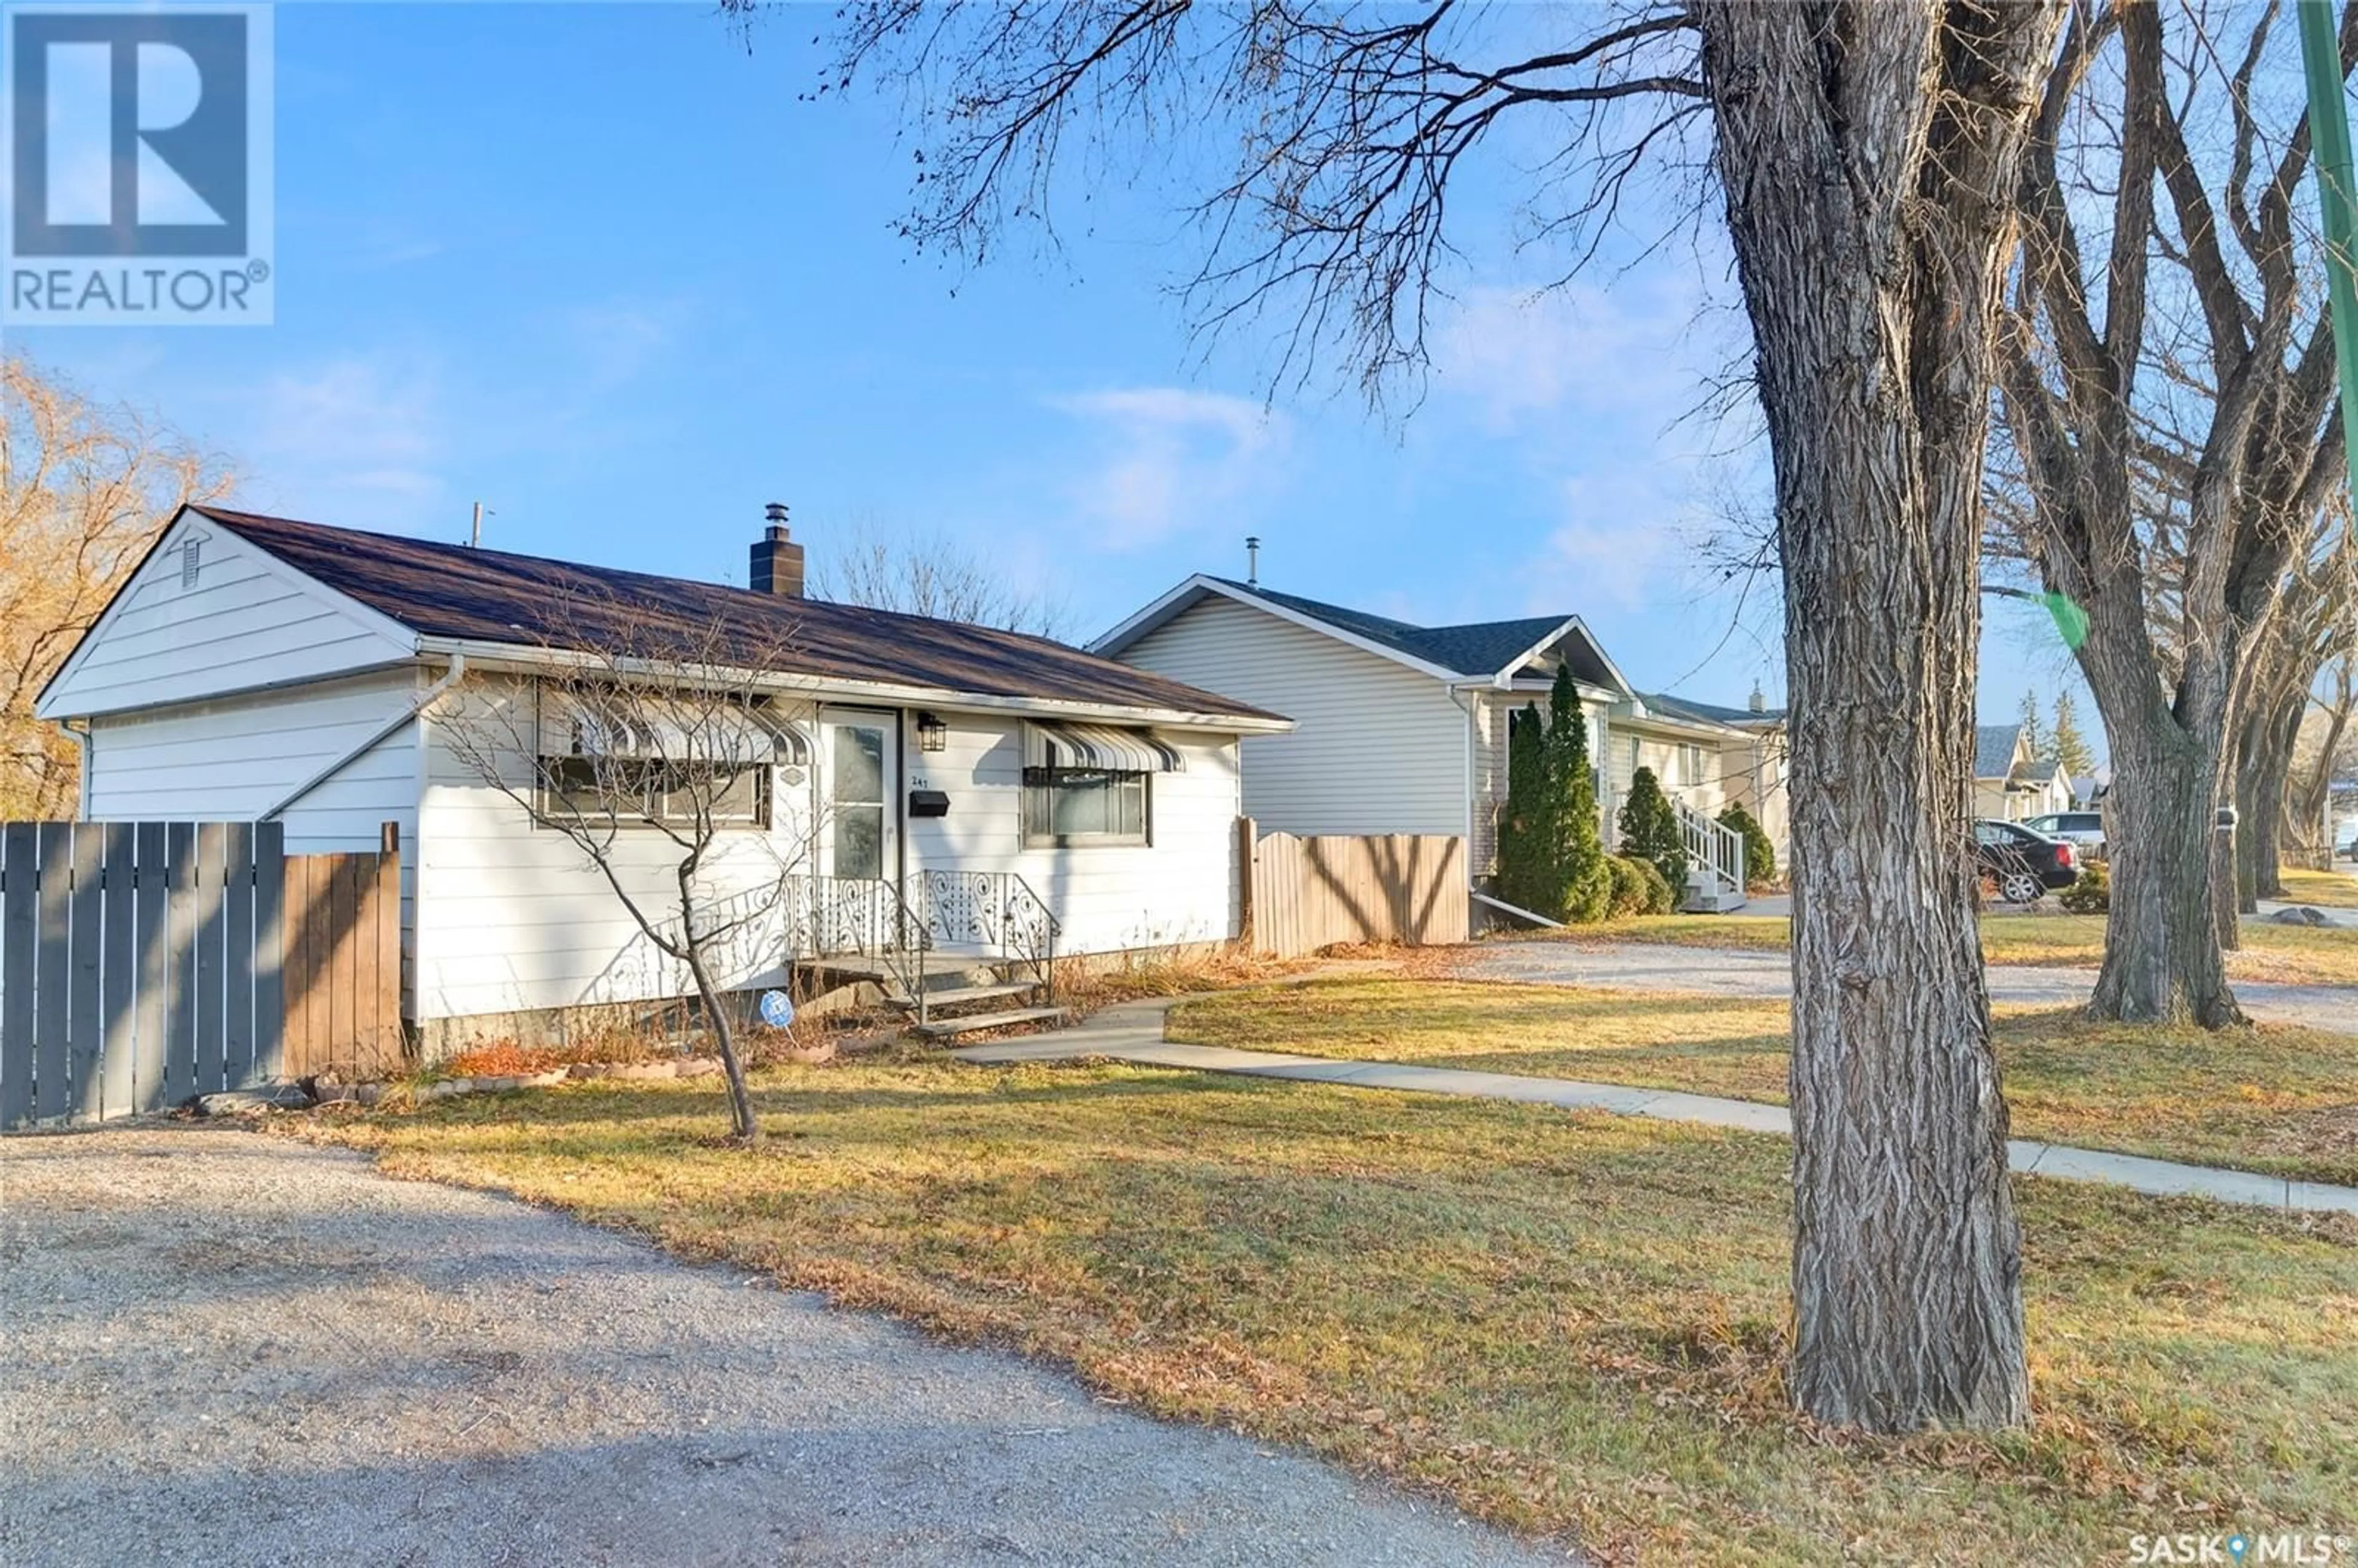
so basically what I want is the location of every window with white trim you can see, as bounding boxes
[1022,765,1149,847]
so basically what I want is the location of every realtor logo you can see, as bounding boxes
[3,3,274,325]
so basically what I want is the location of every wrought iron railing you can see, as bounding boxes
[783,869,1062,1015]
[782,874,933,1020]
[914,869,1062,998]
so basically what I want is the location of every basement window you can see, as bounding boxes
[1022,766,1148,848]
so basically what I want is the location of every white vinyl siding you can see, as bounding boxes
[413,677,817,1028]
[38,518,413,720]
[907,717,1240,957]
[414,688,1242,1028]
[1118,596,1467,840]
[81,667,427,1012]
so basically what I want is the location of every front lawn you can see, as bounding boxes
[321,1066,2358,1564]
[1172,979,2358,1186]
[2281,866,2358,910]
[1568,912,2358,987]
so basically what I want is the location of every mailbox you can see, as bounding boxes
[909,789,951,818]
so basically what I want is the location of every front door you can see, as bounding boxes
[820,708,897,884]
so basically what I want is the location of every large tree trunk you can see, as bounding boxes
[2235,688,2303,904]
[1698,0,2056,1432]
[2085,664,2244,1023]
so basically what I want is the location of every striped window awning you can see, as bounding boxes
[1024,721,1183,773]
[539,689,810,766]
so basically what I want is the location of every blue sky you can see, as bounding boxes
[9,1,2094,737]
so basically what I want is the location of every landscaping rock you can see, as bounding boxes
[674,1058,722,1079]
[777,1040,837,1066]
[605,1062,680,1082]
[355,1084,387,1108]
[195,1084,313,1117]
[2270,906,2330,926]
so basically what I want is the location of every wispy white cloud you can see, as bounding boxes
[1047,387,1290,549]
[1431,278,1714,432]
[236,355,448,526]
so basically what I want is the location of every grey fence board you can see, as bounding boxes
[1,818,402,1130]
[193,822,228,1097]
[68,826,104,1120]
[224,822,256,1090]
[33,826,72,1121]
[131,823,169,1115]
[252,821,284,1083]
[1,825,34,1128]
[163,824,196,1108]
[99,824,135,1118]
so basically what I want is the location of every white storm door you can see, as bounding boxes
[820,709,897,883]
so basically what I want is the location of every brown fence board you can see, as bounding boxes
[1248,830,1467,958]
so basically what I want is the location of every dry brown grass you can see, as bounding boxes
[1544,912,2358,987]
[317,1062,2358,1565]
[1172,979,2358,1186]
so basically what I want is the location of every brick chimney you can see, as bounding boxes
[750,503,804,597]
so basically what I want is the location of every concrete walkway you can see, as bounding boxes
[955,999,2358,1217]
[1455,941,2357,1035]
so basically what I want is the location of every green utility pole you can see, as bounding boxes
[2300,0,2358,508]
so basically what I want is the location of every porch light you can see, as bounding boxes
[916,712,949,753]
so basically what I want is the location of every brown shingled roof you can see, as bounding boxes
[197,508,1284,724]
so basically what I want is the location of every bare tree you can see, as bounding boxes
[1,358,231,816]
[811,514,1072,637]
[2287,654,2357,863]
[1996,0,2354,1024]
[744,0,2069,1432]
[2234,497,2356,896]
[435,597,818,1143]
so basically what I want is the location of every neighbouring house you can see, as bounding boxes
[37,508,1290,1053]
[1092,575,1781,915]
[1973,724,2074,822]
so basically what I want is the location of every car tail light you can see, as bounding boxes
[2056,843,2074,868]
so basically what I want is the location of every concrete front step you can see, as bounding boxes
[912,1005,1069,1041]
[889,981,1040,1012]
[801,953,998,984]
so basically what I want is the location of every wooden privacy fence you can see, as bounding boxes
[1241,822,1468,957]
[0,820,403,1131]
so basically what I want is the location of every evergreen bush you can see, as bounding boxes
[2058,860,2110,914]
[1616,766,1688,898]
[1716,802,1778,889]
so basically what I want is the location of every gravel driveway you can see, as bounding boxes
[0,1128,1565,1568]
[1453,941,2356,1033]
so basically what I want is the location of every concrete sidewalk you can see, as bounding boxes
[1454,941,2357,1035]
[955,999,2358,1217]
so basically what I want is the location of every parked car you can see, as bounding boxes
[2021,810,2105,856]
[1973,819,2080,904]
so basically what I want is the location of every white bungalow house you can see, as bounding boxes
[1973,724,2073,822]
[1093,576,1780,915]
[37,508,1290,1053]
